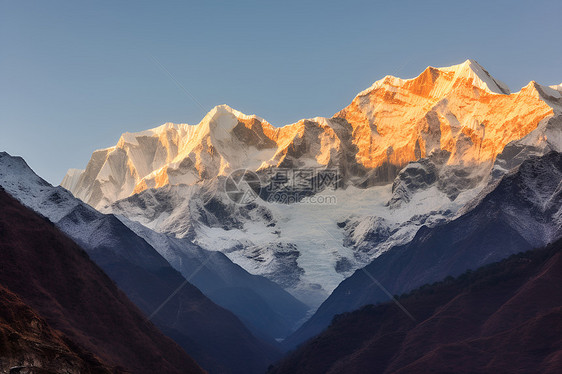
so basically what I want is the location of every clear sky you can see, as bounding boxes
[1,0,561,184]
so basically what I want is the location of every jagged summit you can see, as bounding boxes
[356,59,510,98]
[118,122,190,146]
[62,60,560,209]
[206,103,269,123]
[114,104,269,150]
[438,59,510,94]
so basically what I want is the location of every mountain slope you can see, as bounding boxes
[285,151,562,347]
[0,284,112,374]
[115,216,309,340]
[270,239,562,374]
[0,188,204,374]
[0,152,281,374]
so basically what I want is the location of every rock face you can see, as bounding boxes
[285,152,562,347]
[270,238,562,374]
[62,60,561,210]
[0,188,204,374]
[334,61,554,172]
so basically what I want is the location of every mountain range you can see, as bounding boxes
[2,58,561,373]
[61,59,562,308]
[63,60,560,208]
[0,152,288,374]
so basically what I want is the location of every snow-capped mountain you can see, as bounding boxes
[63,59,560,210]
[107,173,482,307]
[61,60,562,308]
[0,151,308,339]
[0,152,303,374]
[285,151,562,348]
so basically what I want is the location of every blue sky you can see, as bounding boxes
[1,0,561,184]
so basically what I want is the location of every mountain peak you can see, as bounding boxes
[356,59,510,98]
[0,152,48,188]
[204,104,269,124]
[112,105,269,149]
[437,59,510,94]
[118,122,191,147]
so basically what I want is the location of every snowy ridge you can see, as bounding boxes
[63,59,557,210]
[119,122,192,146]
[0,152,85,222]
[355,59,509,99]
[438,59,510,94]
[356,75,407,97]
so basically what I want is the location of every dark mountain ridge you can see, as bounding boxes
[0,152,281,374]
[0,188,204,374]
[271,238,562,374]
